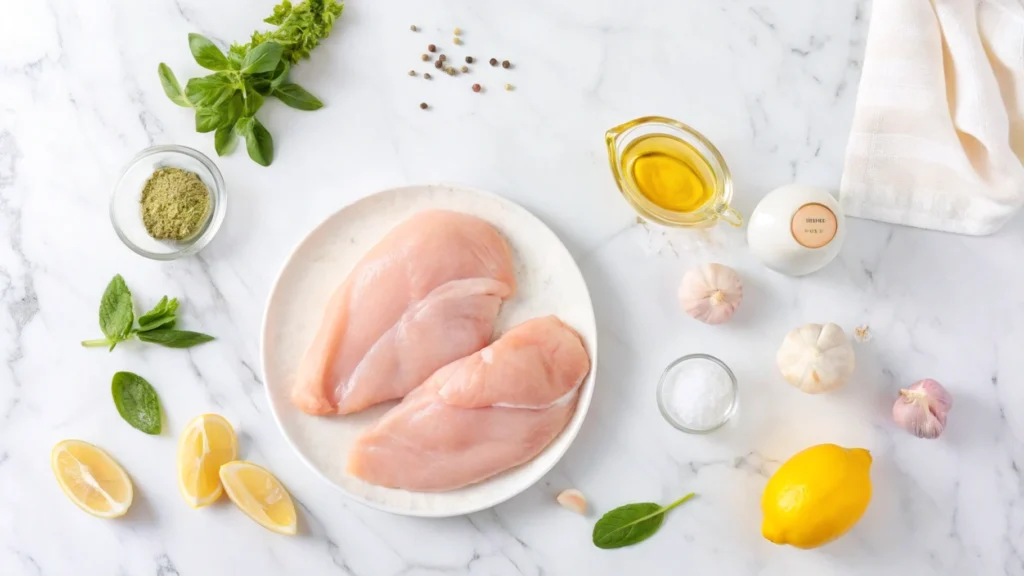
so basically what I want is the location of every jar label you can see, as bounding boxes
[791,203,837,249]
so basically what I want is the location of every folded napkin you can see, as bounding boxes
[840,0,1024,235]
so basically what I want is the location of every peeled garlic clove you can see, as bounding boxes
[556,488,587,515]
[678,263,743,325]
[892,379,952,439]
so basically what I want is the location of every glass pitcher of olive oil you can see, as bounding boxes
[606,116,742,228]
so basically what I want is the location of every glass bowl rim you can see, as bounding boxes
[110,144,226,261]
[605,116,740,228]
[656,353,739,434]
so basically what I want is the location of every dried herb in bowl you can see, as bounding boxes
[140,167,210,240]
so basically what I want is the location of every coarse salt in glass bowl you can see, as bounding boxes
[111,145,226,260]
[657,353,739,434]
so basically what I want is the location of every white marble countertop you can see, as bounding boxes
[3,0,1024,574]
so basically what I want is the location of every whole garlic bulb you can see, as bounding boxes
[678,263,743,325]
[776,323,855,393]
[893,379,952,439]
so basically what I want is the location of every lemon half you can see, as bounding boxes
[219,460,297,535]
[176,413,238,508]
[51,440,133,518]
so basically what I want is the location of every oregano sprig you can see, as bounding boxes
[158,0,342,166]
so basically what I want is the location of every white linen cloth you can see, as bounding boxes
[840,0,1024,235]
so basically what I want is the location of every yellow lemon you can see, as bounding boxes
[761,443,872,549]
[51,440,133,518]
[176,413,238,508]
[219,461,297,535]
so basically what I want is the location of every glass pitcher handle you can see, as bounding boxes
[719,206,743,227]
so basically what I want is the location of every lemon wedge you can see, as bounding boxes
[176,413,238,508]
[219,461,297,535]
[51,440,133,518]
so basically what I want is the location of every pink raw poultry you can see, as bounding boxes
[347,316,591,492]
[292,210,516,415]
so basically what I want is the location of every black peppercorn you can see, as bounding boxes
[502,60,511,69]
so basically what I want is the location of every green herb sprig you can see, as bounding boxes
[158,0,343,166]
[592,493,696,549]
[81,275,215,350]
[111,372,162,435]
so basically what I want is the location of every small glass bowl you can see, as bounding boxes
[657,353,739,434]
[111,145,226,260]
[606,116,743,228]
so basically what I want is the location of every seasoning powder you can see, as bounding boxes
[140,167,211,240]
[664,358,734,430]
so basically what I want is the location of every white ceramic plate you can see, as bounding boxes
[261,184,597,517]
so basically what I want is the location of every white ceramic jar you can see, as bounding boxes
[747,185,846,276]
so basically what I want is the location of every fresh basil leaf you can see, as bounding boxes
[269,60,291,90]
[250,78,273,96]
[111,372,162,435]
[138,314,177,332]
[188,33,230,71]
[157,63,190,107]
[214,124,237,156]
[137,295,168,324]
[195,107,225,133]
[227,44,246,70]
[239,117,273,166]
[242,41,284,74]
[273,82,323,111]
[592,493,695,549]
[237,116,254,134]
[136,328,215,348]
[242,85,264,116]
[98,274,134,346]
[263,0,293,25]
[185,73,234,108]
[138,296,178,332]
[221,90,243,127]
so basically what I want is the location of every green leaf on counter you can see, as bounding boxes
[159,0,341,165]
[90,274,134,350]
[592,493,696,549]
[185,73,235,109]
[111,372,162,435]
[263,0,293,25]
[137,296,179,332]
[136,328,215,349]
[188,33,230,71]
[83,276,214,351]
[223,91,244,127]
[214,124,237,156]
[195,107,225,133]
[242,41,284,74]
[273,82,322,111]
[269,60,291,90]
[239,117,273,166]
[157,64,191,107]
[242,84,264,117]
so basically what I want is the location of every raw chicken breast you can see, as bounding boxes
[347,316,591,492]
[293,211,516,415]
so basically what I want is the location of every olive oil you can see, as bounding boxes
[619,134,716,213]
